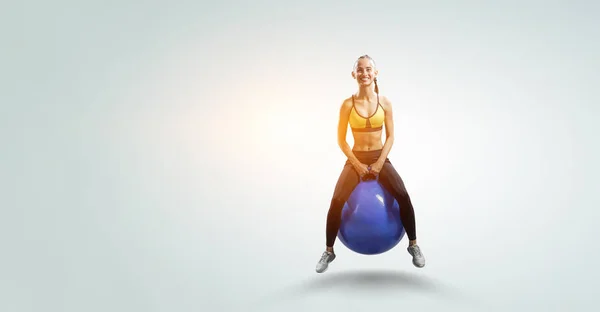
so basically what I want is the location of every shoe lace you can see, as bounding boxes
[411,246,422,257]
[320,252,331,262]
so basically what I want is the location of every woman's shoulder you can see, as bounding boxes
[340,95,354,109]
[378,94,394,109]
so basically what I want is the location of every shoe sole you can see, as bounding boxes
[316,257,335,273]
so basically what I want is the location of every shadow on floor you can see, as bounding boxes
[251,268,481,311]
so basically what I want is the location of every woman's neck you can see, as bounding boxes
[355,86,377,100]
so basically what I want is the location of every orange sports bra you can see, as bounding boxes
[348,94,385,132]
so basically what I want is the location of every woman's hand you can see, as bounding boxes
[353,161,371,178]
[368,160,385,176]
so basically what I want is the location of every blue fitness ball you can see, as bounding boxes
[337,174,405,255]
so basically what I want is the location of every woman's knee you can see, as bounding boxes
[387,184,409,201]
[327,197,346,219]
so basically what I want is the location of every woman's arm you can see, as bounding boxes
[376,96,395,164]
[337,99,360,166]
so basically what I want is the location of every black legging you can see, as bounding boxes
[326,149,417,247]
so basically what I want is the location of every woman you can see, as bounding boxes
[316,55,426,273]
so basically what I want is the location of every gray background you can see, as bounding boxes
[2,1,599,311]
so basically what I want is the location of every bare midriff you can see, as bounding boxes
[351,130,384,151]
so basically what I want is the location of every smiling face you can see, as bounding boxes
[352,57,378,87]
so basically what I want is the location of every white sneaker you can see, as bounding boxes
[315,251,336,273]
[407,245,426,268]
